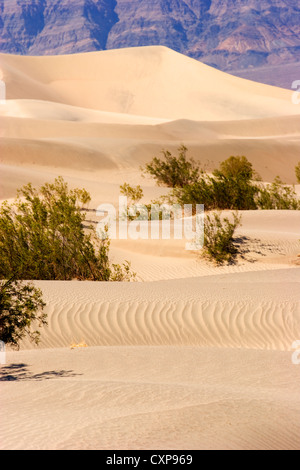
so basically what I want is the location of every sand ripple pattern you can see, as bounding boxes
[19,298,299,352]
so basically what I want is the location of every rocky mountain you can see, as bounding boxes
[0,0,299,88]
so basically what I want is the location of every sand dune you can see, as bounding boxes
[14,268,300,351]
[0,99,168,125]
[2,345,300,450]
[1,46,300,450]
[2,267,300,450]
[1,135,299,185]
[3,268,299,450]
[1,113,300,184]
[1,46,299,121]
[109,209,300,281]
[1,46,300,189]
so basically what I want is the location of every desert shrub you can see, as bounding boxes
[0,278,47,348]
[0,177,135,281]
[142,145,201,188]
[171,174,215,211]
[211,156,259,210]
[174,176,259,211]
[119,183,149,222]
[213,155,262,181]
[120,183,143,204]
[296,163,300,184]
[256,177,300,210]
[213,156,255,181]
[156,153,299,211]
[119,183,173,222]
[202,211,242,265]
[172,157,259,211]
[209,176,258,210]
[144,153,259,211]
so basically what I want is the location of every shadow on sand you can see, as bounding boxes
[233,236,285,264]
[0,363,81,381]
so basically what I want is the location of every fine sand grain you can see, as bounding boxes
[0,46,300,450]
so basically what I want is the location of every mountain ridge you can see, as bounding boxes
[0,0,299,88]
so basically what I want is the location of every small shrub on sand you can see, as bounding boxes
[142,145,201,188]
[256,177,300,210]
[213,155,257,181]
[120,183,143,205]
[295,162,300,184]
[143,149,300,211]
[0,278,46,349]
[202,211,242,265]
[0,177,135,281]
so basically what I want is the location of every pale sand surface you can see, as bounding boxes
[15,268,300,351]
[1,267,299,450]
[1,46,299,120]
[1,346,299,450]
[0,46,300,450]
[1,46,300,186]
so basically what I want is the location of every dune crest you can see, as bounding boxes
[1,46,299,190]
[1,46,299,121]
[1,46,300,451]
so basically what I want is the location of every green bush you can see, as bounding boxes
[256,177,300,210]
[296,163,300,184]
[120,183,143,204]
[213,155,255,181]
[209,176,258,210]
[202,211,242,265]
[0,278,47,348]
[172,157,259,211]
[0,177,135,281]
[170,174,214,210]
[147,151,299,212]
[211,156,260,210]
[142,145,201,188]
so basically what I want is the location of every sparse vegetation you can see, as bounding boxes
[172,170,259,211]
[256,177,300,210]
[142,145,201,188]
[213,155,256,181]
[296,162,300,184]
[121,148,300,266]
[0,278,47,349]
[168,155,259,211]
[0,177,135,281]
[120,182,143,204]
[143,149,300,211]
[202,211,242,265]
[119,183,169,221]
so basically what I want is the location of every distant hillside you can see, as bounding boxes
[231,63,300,90]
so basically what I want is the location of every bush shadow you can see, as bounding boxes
[0,363,81,381]
[234,236,285,263]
